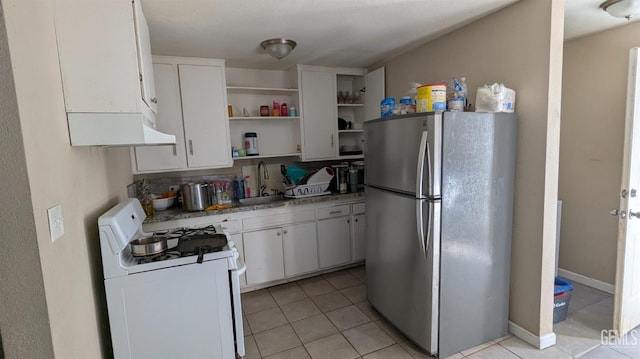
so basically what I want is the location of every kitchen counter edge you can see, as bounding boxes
[144,192,365,224]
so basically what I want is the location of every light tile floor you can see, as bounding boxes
[240,267,640,358]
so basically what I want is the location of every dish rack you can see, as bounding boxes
[284,182,331,199]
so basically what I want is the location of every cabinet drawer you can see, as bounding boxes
[243,209,316,231]
[352,202,365,214]
[317,205,351,220]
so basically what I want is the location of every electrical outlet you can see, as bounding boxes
[47,204,64,242]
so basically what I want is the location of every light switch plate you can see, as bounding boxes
[47,204,64,242]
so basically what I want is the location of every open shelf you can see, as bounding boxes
[230,116,300,121]
[227,86,299,95]
[337,103,364,107]
[338,129,364,133]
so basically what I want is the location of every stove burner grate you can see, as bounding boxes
[136,250,181,264]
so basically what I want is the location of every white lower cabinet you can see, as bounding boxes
[352,213,366,261]
[317,205,352,268]
[282,222,318,277]
[243,228,285,285]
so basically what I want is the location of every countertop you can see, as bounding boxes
[144,191,365,224]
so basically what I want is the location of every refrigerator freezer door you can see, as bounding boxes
[365,186,439,354]
[364,113,441,198]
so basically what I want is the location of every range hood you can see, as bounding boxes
[67,112,176,147]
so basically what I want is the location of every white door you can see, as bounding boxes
[282,222,318,277]
[179,64,232,169]
[613,47,640,336]
[300,70,337,160]
[317,216,351,268]
[133,63,187,172]
[352,213,366,261]
[243,228,284,285]
[364,67,385,121]
[132,0,157,114]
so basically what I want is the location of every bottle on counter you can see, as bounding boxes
[215,183,223,205]
[234,178,245,200]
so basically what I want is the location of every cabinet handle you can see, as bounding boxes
[329,210,343,215]
[331,134,334,147]
[172,144,177,156]
[283,230,288,234]
[150,97,158,104]
[355,218,358,222]
[347,219,350,223]
[189,140,194,155]
[277,232,281,236]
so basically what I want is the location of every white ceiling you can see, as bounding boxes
[142,0,640,70]
[565,0,640,40]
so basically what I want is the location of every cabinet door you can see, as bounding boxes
[352,213,366,261]
[133,63,188,172]
[132,0,157,114]
[317,217,351,268]
[300,70,337,160]
[283,222,318,277]
[179,64,232,168]
[243,228,284,285]
[364,67,385,121]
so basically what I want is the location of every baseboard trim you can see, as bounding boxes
[508,321,556,349]
[557,268,615,294]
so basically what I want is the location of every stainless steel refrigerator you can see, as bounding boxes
[364,112,517,358]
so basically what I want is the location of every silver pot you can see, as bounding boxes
[181,183,210,211]
[130,236,167,257]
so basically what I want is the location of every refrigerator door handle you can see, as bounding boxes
[416,131,431,198]
[425,200,432,258]
[417,199,427,257]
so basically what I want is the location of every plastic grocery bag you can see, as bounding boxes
[475,83,516,113]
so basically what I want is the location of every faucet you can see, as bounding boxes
[257,161,269,197]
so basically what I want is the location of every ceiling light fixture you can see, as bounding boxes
[260,38,297,60]
[601,0,640,20]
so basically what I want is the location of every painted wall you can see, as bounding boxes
[558,22,640,285]
[2,0,133,357]
[383,0,564,337]
[0,5,54,357]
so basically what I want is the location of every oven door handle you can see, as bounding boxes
[230,257,245,357]
[235,259,247,276]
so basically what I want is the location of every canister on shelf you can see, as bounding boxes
[281,103,288,117]
[289,106,297,117]
[244,132,259,156]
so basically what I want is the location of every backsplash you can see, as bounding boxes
[129,158,362,200]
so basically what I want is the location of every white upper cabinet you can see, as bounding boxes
[299,66,384,161]
[133,63,187,172]
[54,0,174,146]
[132,57,232,173]
[132,0,157,114]
[300,69,338,160]
[179,64,232,168]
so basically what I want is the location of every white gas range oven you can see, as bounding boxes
[98,199,245,358]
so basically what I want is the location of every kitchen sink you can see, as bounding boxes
[239,195,285,206]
